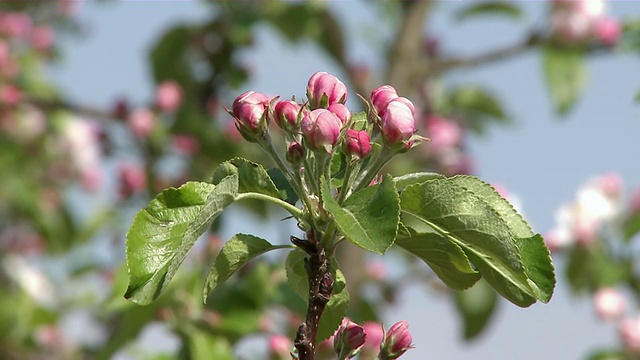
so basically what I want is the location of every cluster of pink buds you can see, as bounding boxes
[228,71,423,181]
[331,318,413,360]
[550,0,622,46]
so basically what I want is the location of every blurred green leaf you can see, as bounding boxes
[455,1,522,22]
[455,279,498,340]
[125,177,238,305]
[625,211,640,241]
[187,328,234,360]
[586,348,627,360]
[203,234,290,302]
[566,244,628,294]
[149,25,194,85]
[322,174,400,255]
[400,175,555,307]
[542,46,587,116]
[448,86,509,134]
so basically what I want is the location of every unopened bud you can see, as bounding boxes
[286,141,305,165]
[274,99,303,132]
[380,321,413,359]
[334,318,366,358]
[306,71,348,109]
[345,129,371,159]
[381,99,416,145]
[370,85,398,117]
[230,90,271,142]
[301,109,342,152]
[328,103,351,124]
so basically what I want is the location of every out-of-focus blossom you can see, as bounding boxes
[366,260,386,281]
[363,321,384,350]
[547,173,623,249]
[35,325,63,349]
[619,316,640,353]
[155,81,182,113]
[128,108,155,138]
[268,334,292,360]
[0,12,32,38]
[0,84,22,106]
[118,162,147,198]
[593,17,622,46]
[61,118,104,191]
[630,189,640,214]
[425,116,461,155]
[172,134,200,155]
[594,288,626,321]
[306,71,347,109]
[30,26,55,52]
[3,255,57,308]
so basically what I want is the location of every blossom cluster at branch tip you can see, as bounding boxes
[228,71,423,173]
[330,318,413,359]
[550,0,622,46]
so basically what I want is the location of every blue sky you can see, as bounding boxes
[50,1,640,359]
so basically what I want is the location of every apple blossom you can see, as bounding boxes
[425,115,461,155]
[362,321,384,350]
[370,84,398,117]
[333,318,366,358]
[30,26,55,52]
[306,71,347,109]
[128,108,155,138]
[300,108,342,152]
[619,316,640,353]
[594,288,626,321]
[172,134,200,155]
[155,80,182,113]
[328,103,351,124]
[231,90,271,139]
[380,321,413,359]
[268,334,292,360]
[593,16,622,46]
[345,129,371,159]
[274,99,302,132]
[381,99,416,145]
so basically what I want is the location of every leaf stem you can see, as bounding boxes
[236,192,304,219]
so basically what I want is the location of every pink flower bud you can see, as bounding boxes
[370,85,398,117]
[231,90,271,138]
[593,16,621,46]
[333,318,366,355]
[286,141,305,165]
[328,103,351,124]
[268,334,292,360]
[306,71,347,109]
[381,99,416,145]
[594,288,626,321]
[619,317,640,353]
[30,26,55,52]
[128,108,155,138]
[381,321,413,359]
[155,81,182,113]
[363,322,384,350]
[274,100,302,132]
[345,129,371,159]
[301,109,342,152]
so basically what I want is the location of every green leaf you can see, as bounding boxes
[267,167,299,205]
[203,234,290,302]
[149,25,193,85]
[285,249,350,342]
[542,46,587,115]
[566,244,628,294]
[450,176,555,302]
[393,172,445,191]
[455,280,498,340]
[396,231,480,290]
[125,177,238,305]
[624,211,640,241]
[212,157,283,200]
[187,328,234,360]
[448,86,509,134]
[351,111,368,131]
[587,348,627,360]
[400,176,554,307]
[455,1,522,22]
[322,174,400,255]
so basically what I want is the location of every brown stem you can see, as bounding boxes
[291,234,334,360]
